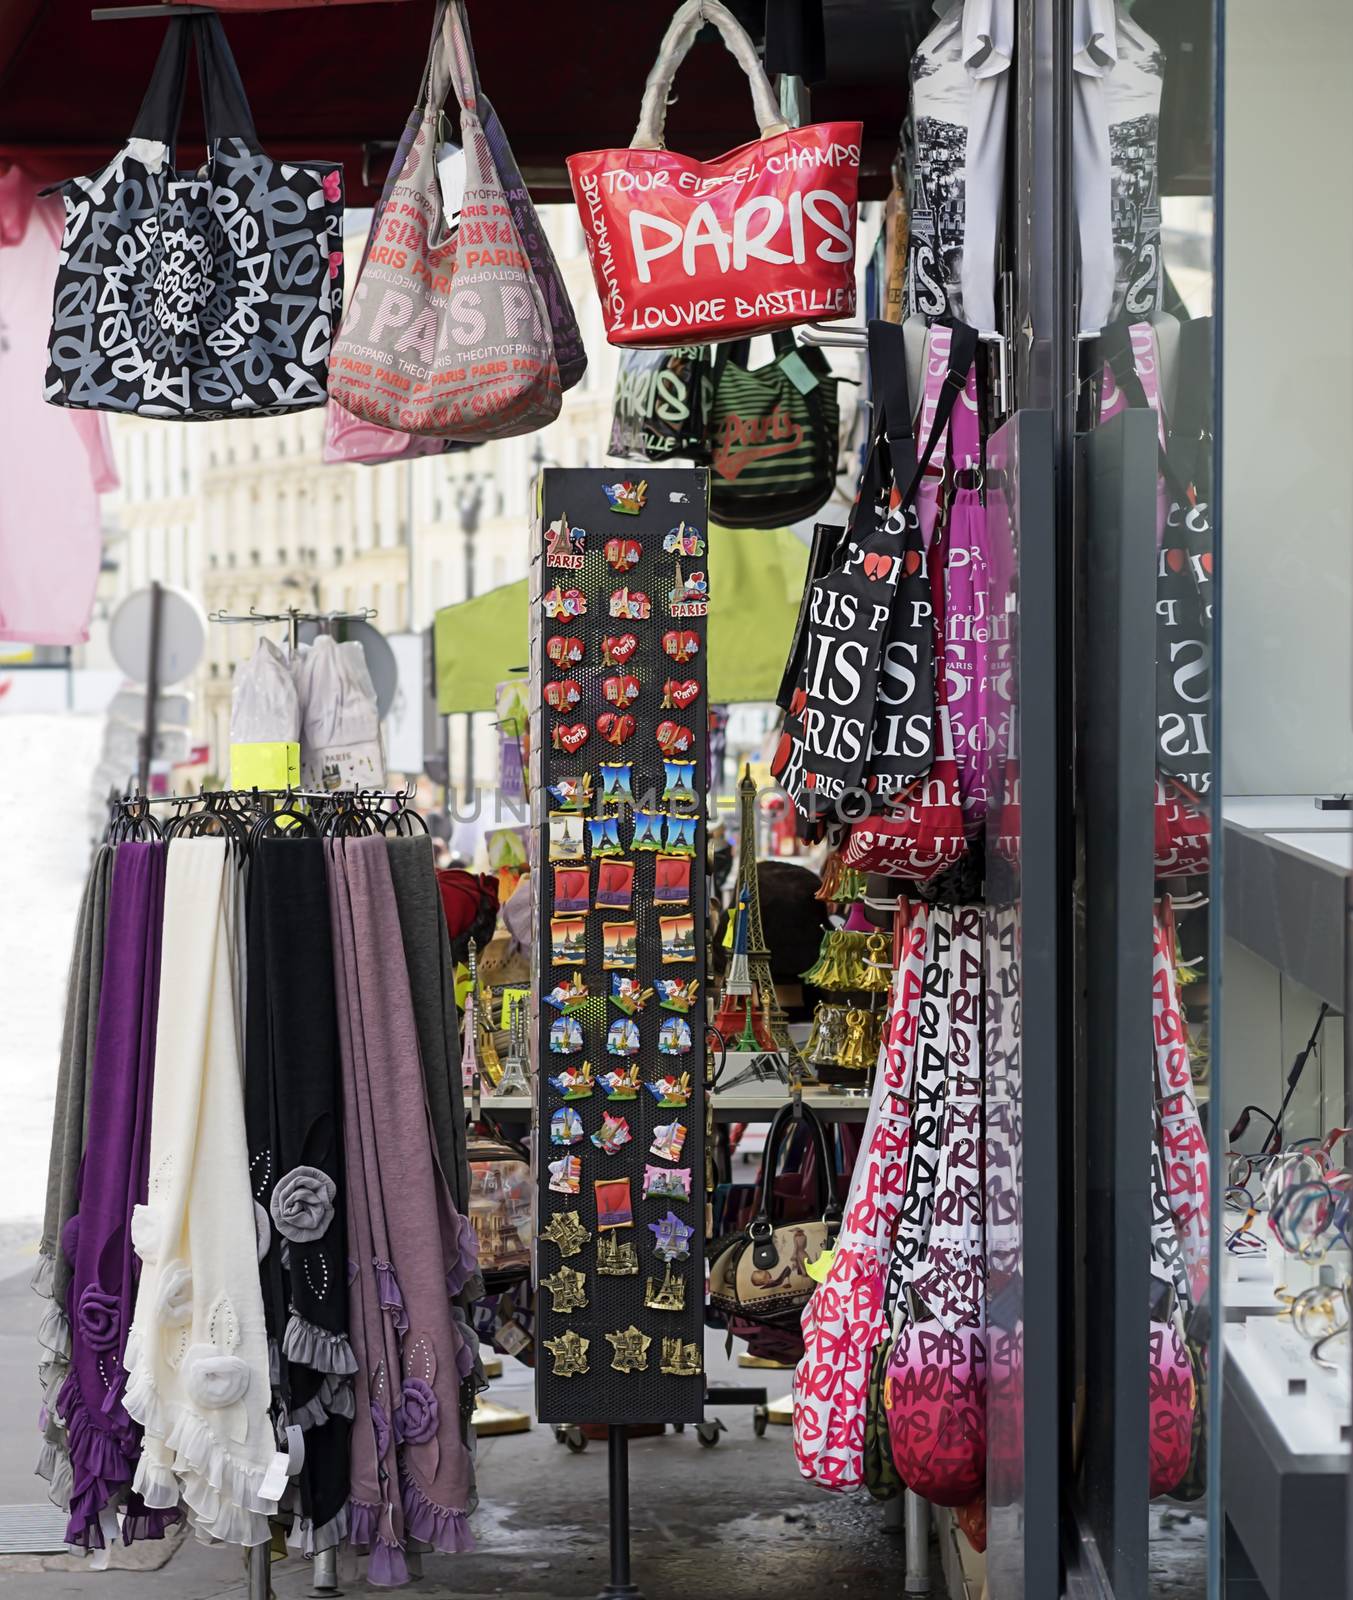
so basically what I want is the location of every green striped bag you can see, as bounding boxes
[708,332,841,528]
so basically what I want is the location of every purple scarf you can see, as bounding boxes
[326,836,477,1588]
[58,842,178,1550]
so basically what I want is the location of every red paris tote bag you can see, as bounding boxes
[566,0,861,347]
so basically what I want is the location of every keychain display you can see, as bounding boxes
[532,467,709,1425]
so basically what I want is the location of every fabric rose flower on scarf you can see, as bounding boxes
[270,1166,336,1245]
[76,1285,120,1352]
[394,1377,439,1446]
[156,1261,193,1326]
[185,1345,251,1410]
[130,1203,162,1265]
[254,1202,272,1264]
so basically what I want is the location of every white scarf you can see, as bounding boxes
[124,839,282,1546]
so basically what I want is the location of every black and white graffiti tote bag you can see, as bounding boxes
[44,14,343,420]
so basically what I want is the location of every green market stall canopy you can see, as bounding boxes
[435,523,809,713]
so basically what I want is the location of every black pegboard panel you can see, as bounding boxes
[530,467,709,1425]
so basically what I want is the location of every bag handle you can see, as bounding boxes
[423,0,481,124]
[632,0,788,151]
[130,14,257,151]
[1093,320,1196,510]
[750,1099,840,1241]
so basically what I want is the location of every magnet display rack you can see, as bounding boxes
[531,466,710,1430]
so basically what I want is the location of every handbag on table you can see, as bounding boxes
[567,0,861,346]
[708,332,841,527]
[45,14,343,420]
[328,0,561,440]
[708,1100,841,1332]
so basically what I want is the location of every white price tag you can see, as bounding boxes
[258,1449,292,1505]
[436,142,466,227]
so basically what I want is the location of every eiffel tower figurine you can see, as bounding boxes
[715,765,811,1084]
[496,992,531,1097]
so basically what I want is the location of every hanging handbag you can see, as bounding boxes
[707,332,841,526]
[45,14,343,420]
[567,0,861,347]
[328,1,561,440]
[773,321,976,824]
[707,1100,841,1331]
[609,345,714,460]
[465,1127,533,1292]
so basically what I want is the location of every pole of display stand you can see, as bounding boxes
[311,1545,338,1593]
[137,579,163,796]
[598,1426,642,1600]
[247,1544,269,1600]
[903,1491,930,1594]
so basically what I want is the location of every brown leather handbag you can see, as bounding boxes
[708,1100,841,1331]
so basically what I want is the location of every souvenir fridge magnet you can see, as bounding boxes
[591,1111,633,1155]
[653,854,692,906]
[662,629,700,664]
[594,1176,635,1230]
[602,920,638,968]
[655,720,695,757]
[597,1233,639,1275]
[655,977,699,1013]
[545,514,586,569]
[540,1211,590,1258]
[551,722,589,755]
[553,865,589,915]
[648,1209,694,1261]
[660,1338,703,1378]
[547,634,584,668]
[605,536,641,573]
[659,913,697,962]
[548,773,592,812]
[649,1119,688,1162]
[603,479,647,515]
[587,816,625,856]
[599,763,635,806]
[546,975,589,1012]
[608,972,651,1014]
[662,762,697,804]
[663,521,705,557]
[601,633,638,667]
[598,1064,642,1100]
[549,1014,584,1054]
[544,678,582,712]
[602,674,640,710]
[550,916,587,966]
[544,1329,589,1377]
[605,1016,641,1057]
[664,816,698,856]
[658,1015,693,1055]
[544,586,586,619]
[542,1265,588,1314]
[549,1062,595,1100]
[643,1164,692,1202]
[548,816,585,862]
[644,1262,686,1312]
[632,810,666,851]
[646,1072,692,1109]
[550,1106,585,1145]
[609,588,651,621]
[548,1153,582,1196]
[596,858,636,911]
[606,1325,652,1374]
[597,712,636,747]
[668,563,709,617]
[661,678,700,711]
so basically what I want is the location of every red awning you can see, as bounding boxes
[0,0,920,204]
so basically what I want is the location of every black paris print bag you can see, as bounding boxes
[44,13,343,420]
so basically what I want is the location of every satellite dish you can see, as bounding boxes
[109,585,207,688]
[296,618,399,720]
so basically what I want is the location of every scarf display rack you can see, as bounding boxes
[36,786,478,1599]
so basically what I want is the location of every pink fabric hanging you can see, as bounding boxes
[0,168,116,645]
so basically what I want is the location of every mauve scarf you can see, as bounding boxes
[245,837,355,1554]
[327,835,477,1588]
[35,843,113,1511]
[57,842,178,1549]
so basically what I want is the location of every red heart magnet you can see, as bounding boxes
[604,675,640,709]
[545,679,581,711]
[602,634,638,667]
[597,713,636,747]
[547,635,584,668]
[553,723,589,754]
[655,720,695,756]
[662,679,700,710]
[663,630,700,664]
[605,537,642,574]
